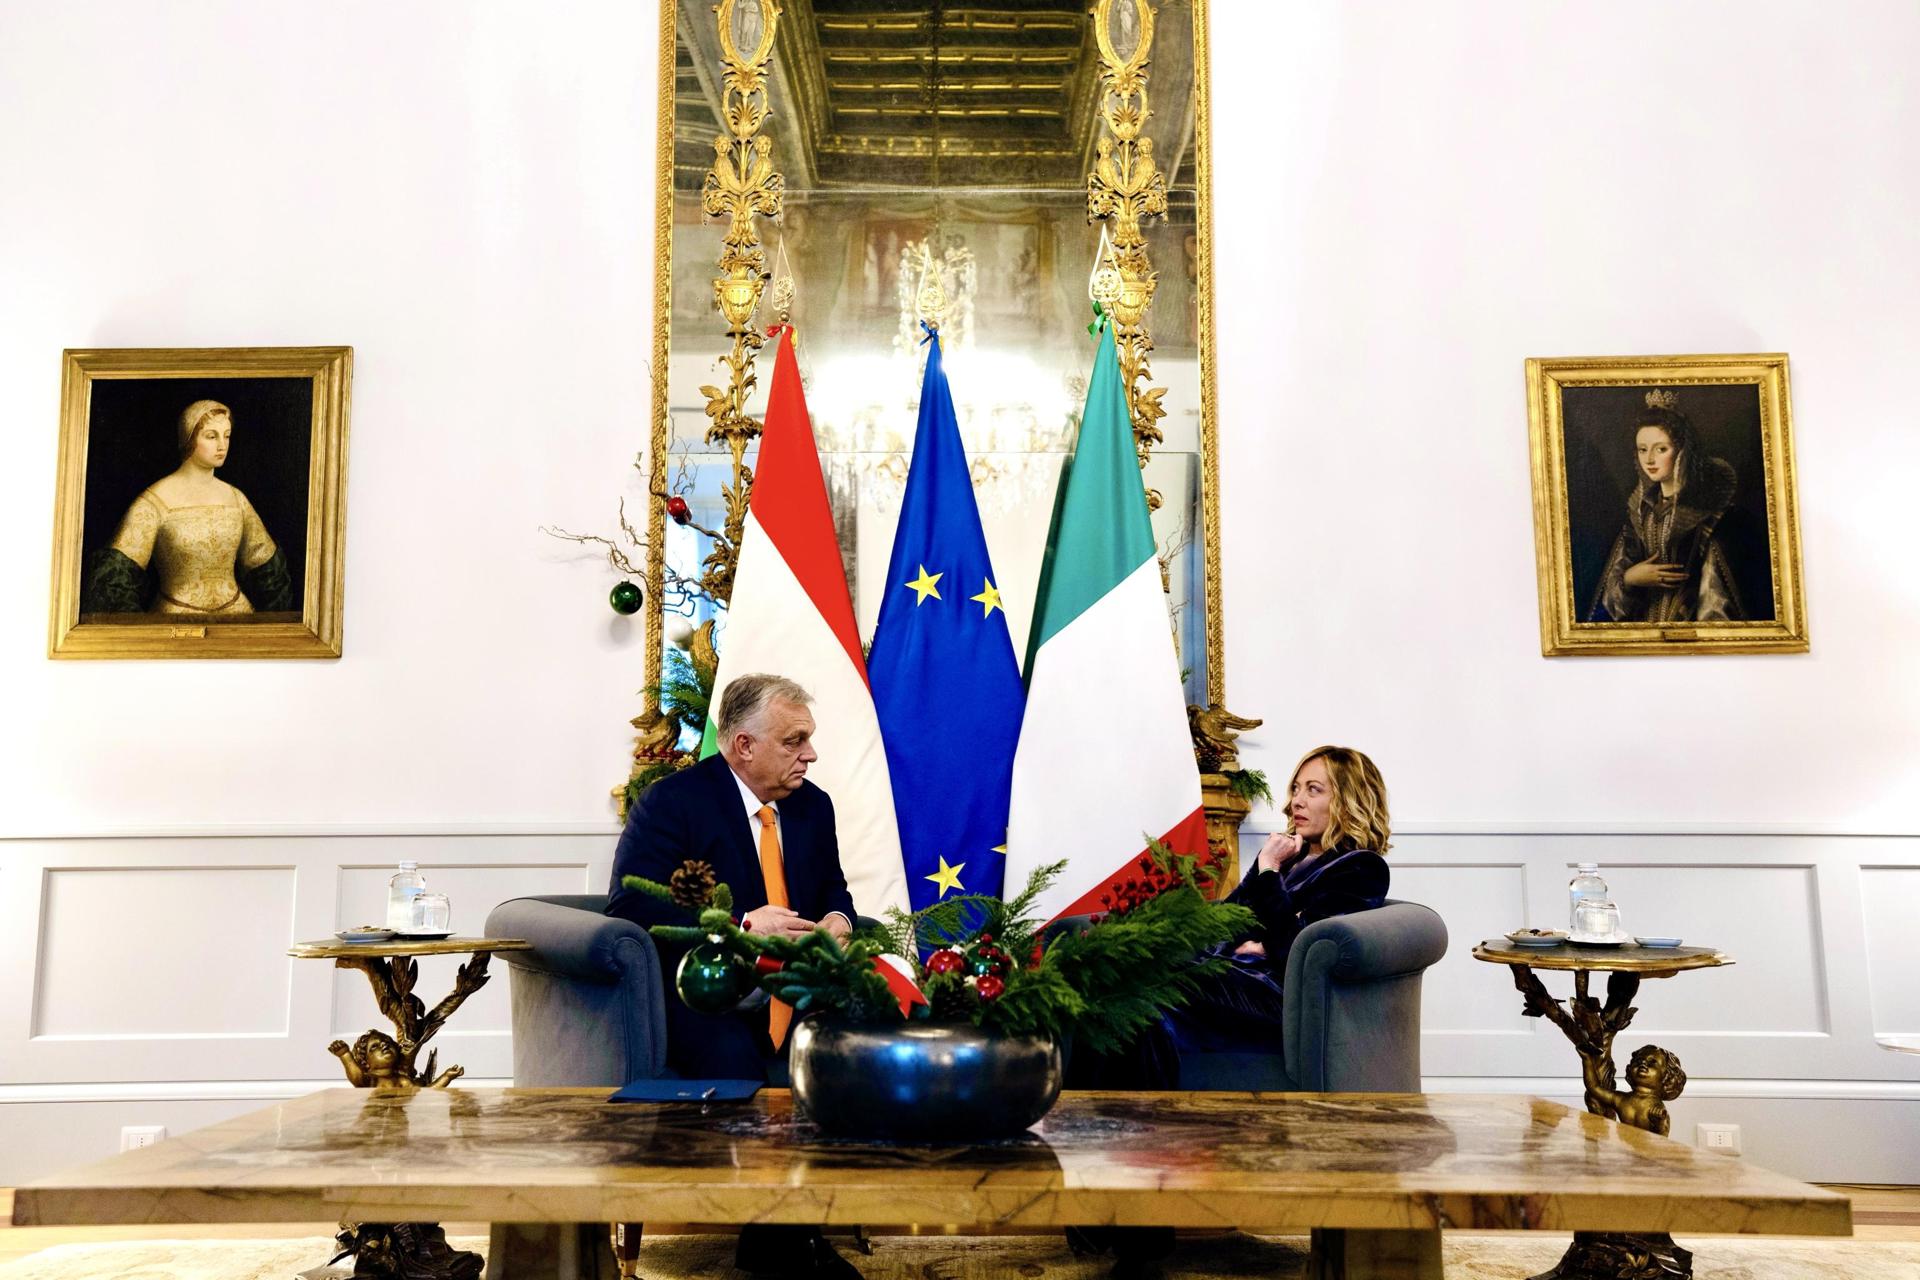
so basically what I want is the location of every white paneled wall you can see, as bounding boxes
[0,830,610,1182]
[6,826,1920,1184]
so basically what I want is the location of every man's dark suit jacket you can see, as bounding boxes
[605,752,856,1077]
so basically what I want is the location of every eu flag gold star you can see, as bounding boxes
[926,855,965,897]
[969,578,1003,618]
[905,564,943,605]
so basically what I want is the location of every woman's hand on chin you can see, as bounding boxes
[1256,832,1304,873]
[1233,939,1267,958]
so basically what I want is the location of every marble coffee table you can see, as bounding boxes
[11,1087,1849,1280]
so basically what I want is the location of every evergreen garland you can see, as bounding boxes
[623,840,1254,1050]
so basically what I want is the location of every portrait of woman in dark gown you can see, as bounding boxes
[1588,389,1744,624]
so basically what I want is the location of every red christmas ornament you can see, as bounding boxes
[924,949,964,976]
[976,974,1005,1001]
[666,495,692,525]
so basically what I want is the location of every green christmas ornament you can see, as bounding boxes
[675,936,753,1014]
[609,581,644,615]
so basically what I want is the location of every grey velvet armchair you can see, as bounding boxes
[1178,899,1448,1092]
[486,893,1446,1093]
[485,894,668,1087]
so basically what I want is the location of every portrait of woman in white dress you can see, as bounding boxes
[82,398,295,616]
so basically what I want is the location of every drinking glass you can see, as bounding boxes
[409,892,451,935]
[1575,899,1620,940]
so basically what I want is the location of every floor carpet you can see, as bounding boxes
[3,1232,1918,1279]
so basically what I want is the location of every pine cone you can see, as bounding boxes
[669,860,718,911]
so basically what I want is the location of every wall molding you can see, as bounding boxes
[3,821,1917,842]
[0,821,624,841]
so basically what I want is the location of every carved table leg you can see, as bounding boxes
[1525,1232,1693,1280]
[1507,963,1694,1280]
[1307,1227,1443,1278]
[328,952,495,1089]
[334,1221,485,1280]
[321,956,496,1280]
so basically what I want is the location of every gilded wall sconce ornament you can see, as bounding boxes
[696,0,787,608]
[1087,0,1171,508]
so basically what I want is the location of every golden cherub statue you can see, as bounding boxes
[1586,1043,1687,1135]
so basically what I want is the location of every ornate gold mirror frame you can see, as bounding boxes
[639,0,1249,857]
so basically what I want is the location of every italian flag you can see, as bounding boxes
[701,327,910,918]
[1005,323,1208,921]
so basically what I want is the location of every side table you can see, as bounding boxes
[288,935,531,1089]
[289,934,530,1280]
[1473,939,1731,1280]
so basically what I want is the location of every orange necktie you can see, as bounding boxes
[756,804,794,1049]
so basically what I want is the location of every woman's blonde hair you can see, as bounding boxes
[177,399,231,458]
[1287,745,1392,854]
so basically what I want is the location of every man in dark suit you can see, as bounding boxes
[606,671,860,1280]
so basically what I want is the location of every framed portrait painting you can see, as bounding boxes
[1526,353,1806,656]
[48,347,352,659]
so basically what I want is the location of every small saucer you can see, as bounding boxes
[336,928,396,943]
[1636,936,1683,948]
[1506,929,1567,946]
[1507,936,1563,948]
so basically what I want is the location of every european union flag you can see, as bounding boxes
[868,331,1026,911]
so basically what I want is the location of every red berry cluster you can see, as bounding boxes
[1096,847,1228,917]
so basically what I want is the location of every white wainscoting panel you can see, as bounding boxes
[1378,862,1532,1038]
[6,825,1920,1186]
[34,866,296,1039]
[0,832,616,1091]
[1859,865,1920,1036]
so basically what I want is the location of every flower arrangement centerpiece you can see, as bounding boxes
[624,844,1253,1141]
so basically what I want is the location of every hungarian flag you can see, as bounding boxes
[701,326,910,918]
[1004,321,1207,921]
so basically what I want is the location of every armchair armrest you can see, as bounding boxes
[487,896,659,983]
[484,895,669,1087]
[1284,900,1448,1092]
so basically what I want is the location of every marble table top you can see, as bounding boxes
[287,936,532,959]
[1472,940,1730,974]
[12,1089,1848,1237]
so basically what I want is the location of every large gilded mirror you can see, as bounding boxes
[642,0,1221,735]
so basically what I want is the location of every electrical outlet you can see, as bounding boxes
[120,1124,166,1152]
[1694,1122,1741,1155]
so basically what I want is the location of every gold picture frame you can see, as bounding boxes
[48,346,352,659]
[1526,353,1806,656]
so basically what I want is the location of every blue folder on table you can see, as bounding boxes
[608,1078,761,1103]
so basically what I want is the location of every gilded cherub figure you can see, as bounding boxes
[328,1031,465,1090]
[1585,1043,1687,1135]
[329,1031,411,1089]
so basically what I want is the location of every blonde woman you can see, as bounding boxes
[1065,747,1394,1276]
[1229,744,1393,965]
[83,399,292,615]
